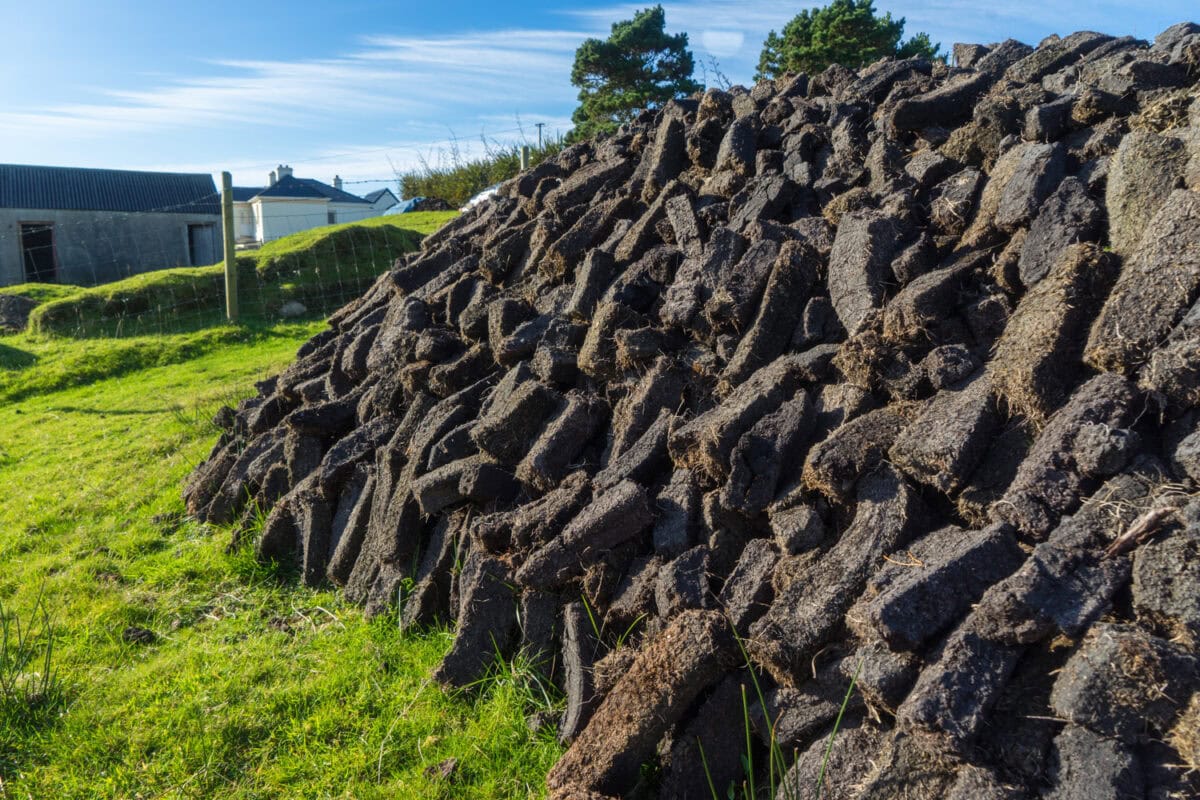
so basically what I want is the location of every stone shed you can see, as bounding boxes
[0,163,222,287]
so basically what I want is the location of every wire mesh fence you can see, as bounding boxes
[0,203,454,339]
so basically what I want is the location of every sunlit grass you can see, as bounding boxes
[0,316,561,798]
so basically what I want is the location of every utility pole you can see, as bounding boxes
[220,171,238,323]
[535,122,545,149]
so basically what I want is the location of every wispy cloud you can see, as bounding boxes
[0,27,584,143]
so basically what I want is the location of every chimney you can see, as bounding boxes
[268,168,277,186]
[333,175,343,191]
[276,164,293,181]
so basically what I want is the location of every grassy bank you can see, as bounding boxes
[0,320,562,798]
[4,212,455,339]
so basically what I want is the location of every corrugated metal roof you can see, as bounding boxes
[253,175,370,204]
[0,163,219,214]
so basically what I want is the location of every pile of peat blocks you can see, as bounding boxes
[186,23,1200,799]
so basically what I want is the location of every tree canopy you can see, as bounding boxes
[569,5,702,141]
[756,0,941,81]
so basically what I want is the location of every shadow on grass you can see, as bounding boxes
[45,405,173,417]
[0,343,37,372]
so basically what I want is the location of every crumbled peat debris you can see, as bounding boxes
[186,23,1200,799]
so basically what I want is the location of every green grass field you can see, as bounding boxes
[0,215,564,799]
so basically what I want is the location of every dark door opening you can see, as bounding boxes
[21,223,57,282]
[188,223,216,266]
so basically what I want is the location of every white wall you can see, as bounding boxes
[329,202,376,225]
[233,202,256,243]
[253,198,329,242]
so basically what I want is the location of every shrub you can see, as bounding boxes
[397,137,564,208]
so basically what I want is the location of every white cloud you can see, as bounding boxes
[701,30,746,57]
[0,27,585,145]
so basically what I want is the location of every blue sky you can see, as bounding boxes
[1,1,1194,197]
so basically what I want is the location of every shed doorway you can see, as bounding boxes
[188,223,217,266]
[21,223,57,282]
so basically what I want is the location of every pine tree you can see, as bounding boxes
[755,0,941,81]
[570,6,702,141]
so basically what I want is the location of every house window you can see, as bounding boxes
[327,211,336,225]
[20,223,57,282]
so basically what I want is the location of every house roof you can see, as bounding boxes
[251,175,370,204]
[230,186,263,202]
[0,163,219,215]
[364,188,398,204]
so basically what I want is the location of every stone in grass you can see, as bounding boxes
[122,625,157,645]
[0,294,36,333]
[1050,623,1199,745]
[546,610,737,798]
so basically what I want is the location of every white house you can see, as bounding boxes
[231,165,398,245]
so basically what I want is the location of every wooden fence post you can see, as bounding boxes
[520,145,530,171]
[221,171,238,323]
